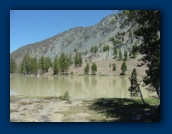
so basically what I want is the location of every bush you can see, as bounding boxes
[60,90,70,100]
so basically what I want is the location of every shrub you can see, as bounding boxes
[60,90,70,100]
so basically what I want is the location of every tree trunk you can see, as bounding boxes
[137,85,146,105]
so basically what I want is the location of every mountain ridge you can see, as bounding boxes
[10,12,139,64]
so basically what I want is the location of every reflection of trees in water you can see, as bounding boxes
[120,76,128,98]
[91,76,97,88]
[55,76,72,96]
[121,76,127,89]
[112,78,116,87]
[84,76,89,87]
[74,80,83,98]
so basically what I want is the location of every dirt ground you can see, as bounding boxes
[10,95,159,122]
[40,54,147,76]
[10,95,115,122]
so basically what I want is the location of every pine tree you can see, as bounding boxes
[128,68,145,105]
[121,61,127,75]
[39,55,45,75]
[74,51,79,67]
[53,56,59,75]
[59,53,66,74]
[94,45,98,53]
[84,63,89,75]
[132,45,137,58]
[20,53,31,75]
[124,51,128,60]
[91,63,97,75]
[114,47,117,55]
[20,61,26,74]
[10,58,17,74]
[29,57,38,75]
[112,63,116,71]
[124,10,160,97]
[44,57,52,72]
[119,50,122,60]
[78,52,82,67]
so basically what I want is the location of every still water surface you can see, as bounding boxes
[10,76,154,99]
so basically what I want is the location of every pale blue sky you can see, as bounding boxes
[10,10,119,53]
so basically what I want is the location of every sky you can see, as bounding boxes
[10,10,119,53]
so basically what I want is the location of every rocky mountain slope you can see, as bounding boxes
[10,12,141,64]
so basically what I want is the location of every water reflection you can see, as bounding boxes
[10,75,155,99]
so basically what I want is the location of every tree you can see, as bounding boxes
[74,51,79,67]
[112,63,116,71]
[124,10,160,97]
[90,47,94,53]
[10,58,17,74]
[91,63,97,75]
[119,50,122,60]
[124,51,128,60]
[84,63,89,75]
[44,57,52,72]
[103,45,109,52]
[29,57,38,75]
[39,55,45,75]
[129,51,132,57]
[109,37,114,42]
[94,45,98,53]
[23,53,31,74]
[59,53,66,74]
[121,61,127,75]
[78,52,82,67]
[114,47,118,55]
[53,56,59,75]
[131,44,138,58]
[128,68,145,105]
[20,53,31,75]
[65,55,70,73]
[20,60,26,74]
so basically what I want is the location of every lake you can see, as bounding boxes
[10,75,155,99]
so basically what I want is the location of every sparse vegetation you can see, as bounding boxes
[90,45,98,53]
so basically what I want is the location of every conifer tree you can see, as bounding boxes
[91,63,97,75]
[128,68,145,105]
[84,63,89,75]
[119,50,122,60]
[121,61,127,75]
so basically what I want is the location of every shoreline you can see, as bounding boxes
[10,95,160,122]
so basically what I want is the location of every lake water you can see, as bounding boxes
[10,75,155,99]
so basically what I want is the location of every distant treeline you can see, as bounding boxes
[10,51,83,75]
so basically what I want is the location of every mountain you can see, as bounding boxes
[10,12,140,64]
